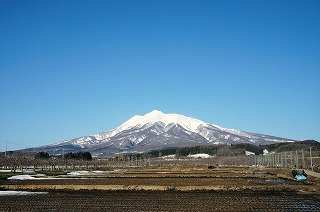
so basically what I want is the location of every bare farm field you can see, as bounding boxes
[1,166,319,211]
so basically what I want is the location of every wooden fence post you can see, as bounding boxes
[302,149,305,168]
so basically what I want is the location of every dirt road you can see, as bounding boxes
[305,170,320,178]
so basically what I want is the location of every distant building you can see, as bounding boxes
[245,151,255,156]
[187,153,212,159]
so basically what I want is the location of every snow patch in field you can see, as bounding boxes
[187,153,212,158]
[0,170,12,173]
[67,171,90,176]
[0,169,35,173]
[8,175,37,180]
[7,173,94,180]
[8,174,48,180]
[91,170,104,174]
[0,191,48,196]
[160,154,176,159]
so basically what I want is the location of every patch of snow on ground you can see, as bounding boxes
[8,174,48,180]
[160,154,176,159]
[0,170,12,173]
[0,169,35,173]
[187,153,212,159]
[8,175,37,180]
[67,171,89,176]
[7,173,96,180]
[91,170,104,174]
[0,191,48,196]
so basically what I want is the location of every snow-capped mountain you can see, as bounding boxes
[27,110,296,156]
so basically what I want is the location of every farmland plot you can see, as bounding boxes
[0,166,319,211]
[0,190,319,211]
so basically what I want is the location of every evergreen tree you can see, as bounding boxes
[35,151,50,159]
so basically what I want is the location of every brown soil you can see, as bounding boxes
[0,166,319,211]
[0,190,319,211]
[1,166,319,193]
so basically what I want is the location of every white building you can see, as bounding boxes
[245,151,255,156]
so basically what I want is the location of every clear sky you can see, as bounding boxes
[0,0,319,151]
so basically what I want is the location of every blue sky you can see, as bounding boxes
[0,0,319,150]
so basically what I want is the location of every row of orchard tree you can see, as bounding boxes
[0,151,93,172]
[0,140,319,172]
[255,148,319,171]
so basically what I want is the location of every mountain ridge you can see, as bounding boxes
[24,110,296,156]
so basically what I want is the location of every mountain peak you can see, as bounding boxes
[147,110,164,115]
[118,110,207,132]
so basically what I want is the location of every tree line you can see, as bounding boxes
[35,151,92,160]
[147,140,319,158]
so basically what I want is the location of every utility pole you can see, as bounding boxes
[284,152,287,168]
[290,151,293,169]
[5,142,7,157]
[309,147,313,171]
[302,149,305,168]
[295,150,299,168]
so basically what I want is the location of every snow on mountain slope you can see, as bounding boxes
[118,110,207,133]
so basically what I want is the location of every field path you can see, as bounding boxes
[305,170,320,178]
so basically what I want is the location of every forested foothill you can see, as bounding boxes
[148,140,319,158]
